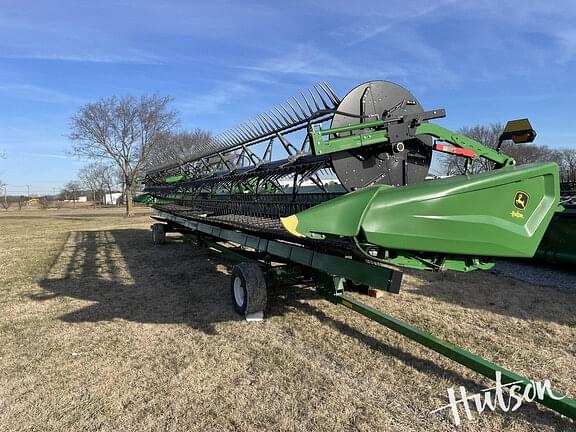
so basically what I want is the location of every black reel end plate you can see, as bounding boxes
[330,80,432,190]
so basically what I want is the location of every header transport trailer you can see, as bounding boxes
[142,81,575,420]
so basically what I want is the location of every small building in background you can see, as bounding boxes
[63,196,87,203]
[104,192,123,205]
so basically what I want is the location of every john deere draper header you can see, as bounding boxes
[143,80,560,272]
[143,82,575,420]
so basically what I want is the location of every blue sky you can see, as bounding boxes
[0,0,575,194]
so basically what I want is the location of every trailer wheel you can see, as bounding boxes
[231,262,267,315]
[344,279,369,293]
[152,223,166,245]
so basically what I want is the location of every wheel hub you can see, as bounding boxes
[233,276,245,307]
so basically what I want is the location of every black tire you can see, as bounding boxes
[152,223,166,245]
[344,279,369,293]
[230,262,267,315]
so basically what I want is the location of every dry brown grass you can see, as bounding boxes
[0,207,574,431]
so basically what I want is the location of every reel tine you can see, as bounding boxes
[212,142,230,153]
[223,134,236,147]
[256,114,274,133]
[218,137,229,147]
[263,111,282,129]
[249,118,265,135]
[217,133,231,145]
[248,118,266,136]
[280,104,298,123]
[322,81,340,105]
[247,122,262,139]
[147,82,343,178]
[236,127,249,142]
[308,89,321,111]
[319,82,339,106]
[198,140,211,151]
[238,124,254,140]
[211,136,221,147]
[257,114,274,132]
[253,116,268,134]
[220,133,234,147]
[221,135,234,149]
[249,120,263,136]
[230,127,244,144]
[218,137,229,149]
[273,107,290,126]
[301,92,314,114]
[313,84,330,109]
[286,100,303,120]
[225,129,241,145]
[292,97,308,118]
[242,122,258,139]
[223,131,239,145]
[213,135,226,147]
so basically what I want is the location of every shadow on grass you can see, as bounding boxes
[33,228,574,428]
[36,229,249,334]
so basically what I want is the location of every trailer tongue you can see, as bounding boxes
[143,80,574,420]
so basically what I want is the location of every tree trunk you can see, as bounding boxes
[126,191,134,216]
[125,180,134,217]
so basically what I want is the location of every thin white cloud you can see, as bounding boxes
[0,84,84,104]
[177,82,255,116]
[556,30,576,63]
[0,1,277,66]
[344,0,457,46]
[236,44,407,79]
[10,151,75,160]
[0,50,164,65]
[0,6,164,65]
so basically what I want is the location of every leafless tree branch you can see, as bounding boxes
[69,94,178,216]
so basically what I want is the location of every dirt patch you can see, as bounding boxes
[0,207,574,431]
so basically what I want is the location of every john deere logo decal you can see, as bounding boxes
[514,191,529,210]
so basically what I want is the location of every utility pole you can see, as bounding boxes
[3,184,7,211]
[24,184,31,206]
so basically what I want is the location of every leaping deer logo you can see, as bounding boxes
[514,192,529,210]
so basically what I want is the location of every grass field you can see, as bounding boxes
[0,207,574,431]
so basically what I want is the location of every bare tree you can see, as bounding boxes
[441,122,559,175]
[440,123,503,175]
[558,149,576,183]
[146,129,212,168]
[501,143,558,166]
[62,181,82,205]
[69,95,178,216]
[78,162,116,205]
[39,196,50,209]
